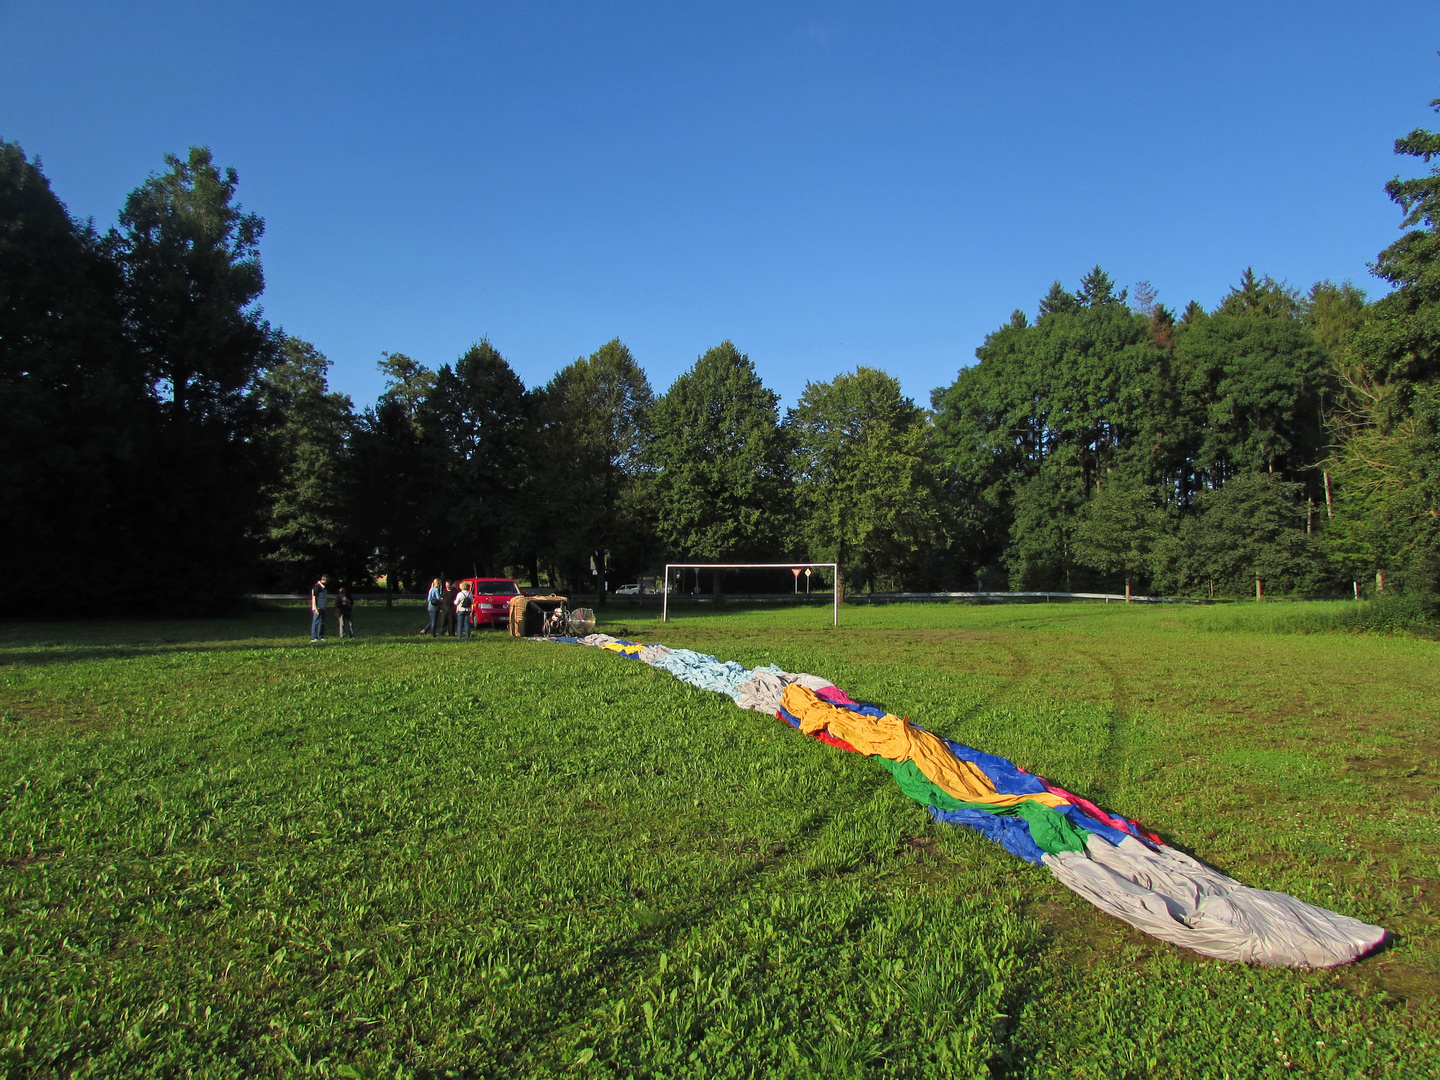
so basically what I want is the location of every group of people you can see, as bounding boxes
[305,576,482,642]
[422,578,477,640]
[308,575,355,642]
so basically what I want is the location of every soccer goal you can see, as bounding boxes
[662,562,841,625]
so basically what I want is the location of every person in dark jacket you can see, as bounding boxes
[439,580,458,637]
[309,574,329,642]
[336,586,355,639]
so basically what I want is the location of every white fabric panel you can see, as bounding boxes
[793,674,838,692]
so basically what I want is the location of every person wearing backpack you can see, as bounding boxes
[421,578,442,636]
[455,582,474,640]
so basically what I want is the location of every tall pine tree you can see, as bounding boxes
[646,341,790,565]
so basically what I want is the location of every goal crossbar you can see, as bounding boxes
[662,562,840,625]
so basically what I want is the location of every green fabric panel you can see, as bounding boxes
[1011,799,1088,855]
[873,755,1088,855]
[875,754,969,810]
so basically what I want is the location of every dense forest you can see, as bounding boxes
[3,87,1439,614]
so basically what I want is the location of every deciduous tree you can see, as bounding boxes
[1072,476,1164,596]
[1171,308,1333,484]
[789,367,944,591]
[1152,474,1325,597]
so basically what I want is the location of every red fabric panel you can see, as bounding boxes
[773,709,860,753]
[812,729,861,753]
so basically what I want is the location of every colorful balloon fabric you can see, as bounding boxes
[559,634,1385,967]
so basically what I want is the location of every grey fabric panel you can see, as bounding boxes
[636,644,674,664]
[576,633,620,647]
[733,670,837,715]
[734,670,788,714]
[1044,836,1386,968]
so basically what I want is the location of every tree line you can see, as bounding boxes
[3,86,1438,613]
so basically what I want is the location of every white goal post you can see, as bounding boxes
[662,562,841,626]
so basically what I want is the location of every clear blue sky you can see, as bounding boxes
[4,2,1439,411]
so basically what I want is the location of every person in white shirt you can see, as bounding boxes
[455,584,474,639]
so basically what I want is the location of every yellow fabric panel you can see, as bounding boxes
[602,642,646,655]
[778,685,1069,811]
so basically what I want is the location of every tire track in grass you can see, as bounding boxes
[1073,649,1134,808]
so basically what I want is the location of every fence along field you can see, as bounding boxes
[0,601,1436,1077]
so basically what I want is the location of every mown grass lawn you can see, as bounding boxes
[0,600,1436,1078]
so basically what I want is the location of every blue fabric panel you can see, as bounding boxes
[1055,803,1130,847]
[777,706,802,729]
[928,805,1046,865]
[942,739,1049,796]
[825,698,889,719]
[648,648,755,699]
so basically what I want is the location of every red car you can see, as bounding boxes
[459,577,522,628]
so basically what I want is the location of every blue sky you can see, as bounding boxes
[4,2,1439,411]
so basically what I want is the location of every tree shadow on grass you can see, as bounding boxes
[0,640,332,668]
[423,799,878,1075]
[0,631,480,669]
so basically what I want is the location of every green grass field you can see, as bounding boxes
[1,601,1437,1078]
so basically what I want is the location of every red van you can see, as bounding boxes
[459,578,523,628]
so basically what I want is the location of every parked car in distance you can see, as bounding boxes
[615,583,642,596]
[459,577,522,627]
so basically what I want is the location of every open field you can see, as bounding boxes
[1,602,1437,1078]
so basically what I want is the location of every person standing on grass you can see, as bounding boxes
[336,586,355,639]
[309,574,329,642]
[423,578,442,636]
[440,579,459,637]
[455,582,473,639]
